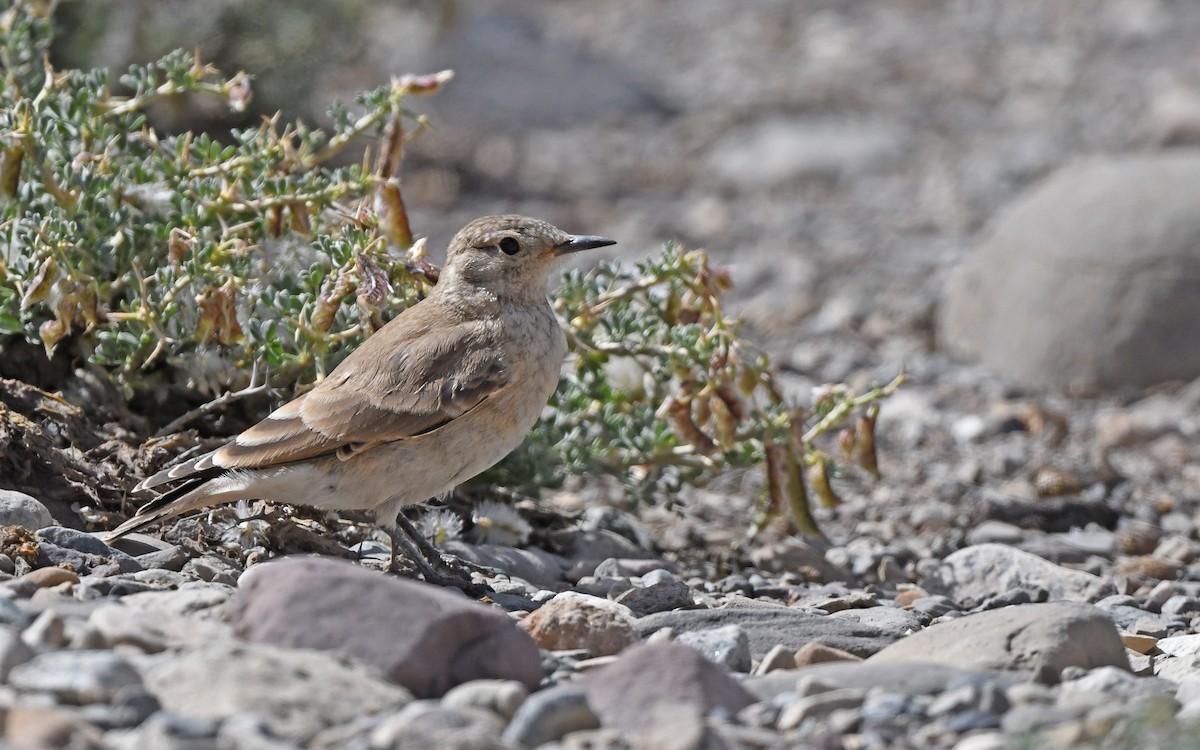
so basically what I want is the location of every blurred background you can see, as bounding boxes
[55,0,1200,396]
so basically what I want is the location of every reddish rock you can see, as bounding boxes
[522,591,635,657]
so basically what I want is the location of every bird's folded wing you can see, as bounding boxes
[206,320,509,470]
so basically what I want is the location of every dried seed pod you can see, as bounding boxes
[714,382,747,421]
[708,392,737,449]
[663,394,718,455]
[167,228,192,262]
[38,318,66,356]
[838,428,857,461]
[1033,467,1081,497]
[20,256,58,311]
[289,202,312,235]
[809,452,842,508]
[0,145,23,200]
[196,284,244,345]
[311,272,354,333]
[856,404,880,479]
[267,205,284,237]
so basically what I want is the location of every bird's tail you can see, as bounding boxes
[106,476,249,543]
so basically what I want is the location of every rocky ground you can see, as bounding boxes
[8,0,1200,748]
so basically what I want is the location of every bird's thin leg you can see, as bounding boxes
[385,514,500,590]
[382,524,446,580]
[393,512,447,568]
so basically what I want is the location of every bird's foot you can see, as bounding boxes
[382,522,493,596]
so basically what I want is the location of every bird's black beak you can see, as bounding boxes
[555,234,616,256]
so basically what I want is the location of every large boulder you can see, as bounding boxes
[940,153,1200,391]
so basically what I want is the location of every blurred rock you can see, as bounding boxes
[923,544,1112,604]
[229,556,543,697]
[581,642,755,730]
[869,602,1129,684]
[941,153,1200,391]
[0,490,55,530]
[143,640,410,744]
[521,591,635,657]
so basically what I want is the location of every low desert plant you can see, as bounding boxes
[0,0,898,538]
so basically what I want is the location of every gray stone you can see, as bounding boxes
[441,679,529,721]
[9,650,142,704]
[869,602,1129,684]
[1152,633,1200,682]
[637,607,897,659]
[143,639,411,744]
[1162,595,1200,617]
[369,701,506,750]
[103,710,220,750]
[502,684,599,748]
[748,539,858,584]
[581,642,756,731]
[709,116,906,186]
[87,600,231,652]
[676,624,752,672]
[0,490,55,529]
[0,626,33,680]
[229,555,543,697]
[941,152,1200,391]
[922,544,1112,604]
[1058,665,1175,703]
[36,526,142,573]
[777,688,867,731]
[828,606,925,634]
[745,661,1011,702]
[442,541,568,588]
[615,579,695,616]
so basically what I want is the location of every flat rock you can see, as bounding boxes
[0,490,55,530]
[87,601,231,652]
[581,642,756,731]
[8,649,142,704]
[940,152,1200,391]
[868,602,1129,684]
[748,539,858,584]
[744,660,1015,702]
[922,544,1112,604]
[636,607,897,659]
[229,555,543,697]
[142,639,411,744]
[442,541,568,589]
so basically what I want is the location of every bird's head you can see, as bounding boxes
[439,215,615,300]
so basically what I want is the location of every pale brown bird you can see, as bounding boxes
[109,215,614,582]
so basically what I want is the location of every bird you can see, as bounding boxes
[108,214,615,583]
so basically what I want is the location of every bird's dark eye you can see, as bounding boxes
[498,237,520,255]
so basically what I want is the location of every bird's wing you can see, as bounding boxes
[142,313,509,486]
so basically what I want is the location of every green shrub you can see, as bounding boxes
[0,0,898,537]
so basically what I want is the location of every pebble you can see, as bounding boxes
[0,490,56,530]
[676,624,752,672]
[522,591,636,657]
[9,649,142,703]
[502,684,599,748]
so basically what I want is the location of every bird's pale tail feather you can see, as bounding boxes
[106,479,249,543]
